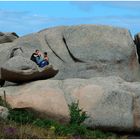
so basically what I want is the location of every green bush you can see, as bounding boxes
[85,129,117,139]
[55,101,89,137]
[68,100,89,125]
[55,124,87,137]
[33,118,59,128]
[8,109,35,124]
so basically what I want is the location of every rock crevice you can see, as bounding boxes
[45,36,65,63]
[134,33,140,63]
[62,36,85,63]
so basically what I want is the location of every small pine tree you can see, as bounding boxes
[68,101,89,125]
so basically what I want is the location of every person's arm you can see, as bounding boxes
[44,56,49,61]
[38,51,43,57]
[33,54,38,57]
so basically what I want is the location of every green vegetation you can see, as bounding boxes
[8,109,35,124]
[68,101,89,125]
[0,98,119,139]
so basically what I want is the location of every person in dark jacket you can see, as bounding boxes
[30,49,40,64]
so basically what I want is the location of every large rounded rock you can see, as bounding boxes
[2,55,38,71]
[0,80,70,123]
[0,25,139,82]
[0,76,140,132]
[41,25,138,81]
[1,56,58,83]
[0,32,19,44]
[0,106,9,119]
[0,32,19,81]
[0,25,140,132]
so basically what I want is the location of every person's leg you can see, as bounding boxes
[39,60,48,68]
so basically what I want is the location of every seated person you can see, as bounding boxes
[44,52,49,64]
[39,52,49,68]
[30,49,40,64]
[31,50,49,68]
[36,53,44,66]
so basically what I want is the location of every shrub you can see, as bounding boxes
[68,100,89,125]
[33,118,59,129]
[8,109,35,124]
[54,101,89,137]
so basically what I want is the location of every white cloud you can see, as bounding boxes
[48,16,140,36]
[0,8,140,37]
[0,9,54,35]
[70,1,95,12]
[108,1,140,9]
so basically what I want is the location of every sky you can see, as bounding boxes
[0,1,140,37]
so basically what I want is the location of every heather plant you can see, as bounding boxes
[3,126,18,138]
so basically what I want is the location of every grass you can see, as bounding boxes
[0,119,118,139]
[0,98,119,139]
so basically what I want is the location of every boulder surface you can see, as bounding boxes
[0,106,9,119]
[0,25,139,82]
[0,25,140,132]
[0,76,140,131]
[0,32,19,44]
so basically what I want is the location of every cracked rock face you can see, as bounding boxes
[0,25,140,131]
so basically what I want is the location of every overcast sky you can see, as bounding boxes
[0,1,140,37]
